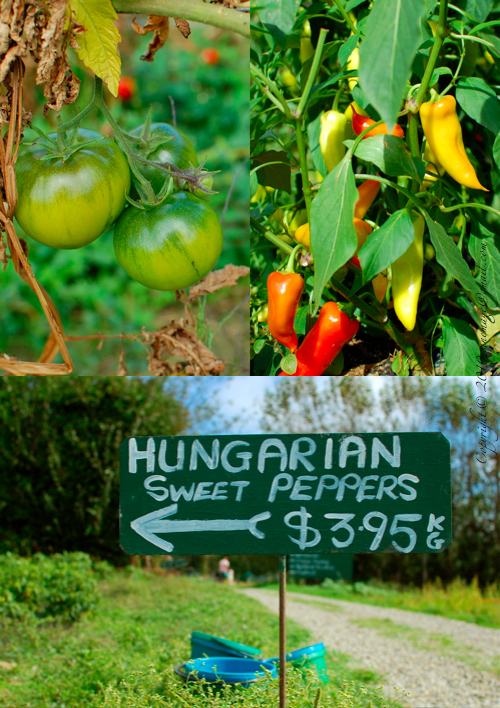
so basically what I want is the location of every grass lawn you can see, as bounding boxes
[0,570,400,708]
[259,579,500,629]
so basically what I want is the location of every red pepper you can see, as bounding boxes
[351,104,404,140]
[267,246,304,353]
[279,301,359,376]
[354,179,380,219]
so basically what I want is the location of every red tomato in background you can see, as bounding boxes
[201,48,220,65]
[118,77,135,101]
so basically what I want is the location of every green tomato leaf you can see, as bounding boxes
[358,209,415,283]
[70,0,121,97]
[456,77,500,135]
[251,150,291,192]
[358,0,427,132]
[349,135,425,180]
[442,317,481,375]
[424,212,480,303]
[310,153,358,312]
[456,0,494,22]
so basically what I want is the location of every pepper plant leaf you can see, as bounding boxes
[424,212,481,304]
[442,317,481,375]
[258,0,301,45]
[358,0,427,132]
[70,0,121,97]
[348,135,425,180]
[310,153,358,313]
[456,0,494,23]
[456,77,500,135]
[251,150,291,192]
[358,209,415,283]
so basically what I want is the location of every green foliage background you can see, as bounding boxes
[2,19,249,374]
[0,378,189,563]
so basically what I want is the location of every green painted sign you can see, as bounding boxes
[119,433,451,556]
[289,554,353,581]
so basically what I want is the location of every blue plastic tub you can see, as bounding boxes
[190,631,262,660]
[183,657,277,685]
[267,642,329,683]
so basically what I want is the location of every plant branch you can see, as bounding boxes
[412,0,449,109]
[295,27,328,118]
[112,0,250,38]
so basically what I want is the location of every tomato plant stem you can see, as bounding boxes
[112,0,250,38]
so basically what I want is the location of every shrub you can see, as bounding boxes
[0,551,99,622]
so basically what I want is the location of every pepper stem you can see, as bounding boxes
[332,85,344,112]
[283,244,303,274]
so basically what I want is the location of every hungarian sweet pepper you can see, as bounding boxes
[392,213,425,331]
[419,95,487,191]
[320,110,348,172]
[267,246,304,352]
[279,302,359,376]
[354,179,380,219]
[351,104,404,140]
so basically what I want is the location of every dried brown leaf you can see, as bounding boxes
[174,18,190,39]
[0,232,8,271]
[188,264,250,299]
[143,320,225,376]
[117,347,129,376]
[131,14,165,35]
[35,0,66,85]
[132,14,169,61]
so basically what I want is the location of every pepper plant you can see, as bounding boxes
[251,0,500,376]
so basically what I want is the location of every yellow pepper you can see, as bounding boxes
[295,222,310,248]
[347,47,359,91]
[300,20,314,64]
[423,141,445,186]
[392,214,425,331]
[319,110,348,172]
[419,95,487,191]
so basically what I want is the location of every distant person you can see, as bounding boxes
[217,555,230,582]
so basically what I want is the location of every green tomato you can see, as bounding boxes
[113,192,223,291]
[130,123,198,194]
[15,129,131,249]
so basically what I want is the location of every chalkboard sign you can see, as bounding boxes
[289,554,353,581]
[119,433,452,556]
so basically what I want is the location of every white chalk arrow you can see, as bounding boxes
[130,504,272,552]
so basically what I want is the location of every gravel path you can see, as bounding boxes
[240,588,500,708]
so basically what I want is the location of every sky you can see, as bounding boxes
[211,377,387,434]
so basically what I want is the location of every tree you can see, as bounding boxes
[258,378,500,587]
[0,378,189,563]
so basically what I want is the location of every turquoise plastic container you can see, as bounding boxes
[190,631,262,660]
[184,657,277,685]
[267,643,329,683]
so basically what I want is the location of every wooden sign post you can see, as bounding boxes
[120,433,452,707]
